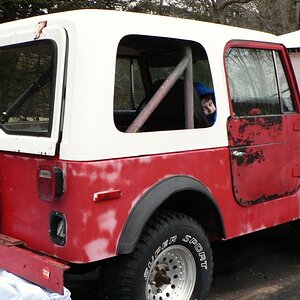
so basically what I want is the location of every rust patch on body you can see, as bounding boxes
[236,188,299,207]
[234,148,265,166]
[227,116,283,147]
[228,115,289,207]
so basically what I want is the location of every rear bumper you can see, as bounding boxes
[0,234,69,294]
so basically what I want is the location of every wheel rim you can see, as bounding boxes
[145,245,196,300]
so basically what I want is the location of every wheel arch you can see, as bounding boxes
[117,175,226,254]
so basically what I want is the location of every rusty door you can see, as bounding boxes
[225,44,300,206]
[228,115,287,206]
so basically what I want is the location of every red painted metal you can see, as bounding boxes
[294,119,300,130]
[227,115,291,206]
[1,146,300,266]
[292,166,300,177]
[224,40,300,206]
[0,234,69,294]
[0,149,232,263]
[284,114,300,192]
[280,46,300,112]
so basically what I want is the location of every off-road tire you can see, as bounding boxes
[98,210,213,300]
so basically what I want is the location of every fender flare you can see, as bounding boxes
[117,175,224,254]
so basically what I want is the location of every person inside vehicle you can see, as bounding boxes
[194,82,216,125]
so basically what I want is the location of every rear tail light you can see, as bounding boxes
[38,166,64,202]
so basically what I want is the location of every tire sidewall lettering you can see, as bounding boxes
[143,235,178,280]
[143,232,209,281]
[182,234,208,269]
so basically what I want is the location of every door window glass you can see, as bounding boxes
[226,48,281,116]
[275,52,295,112]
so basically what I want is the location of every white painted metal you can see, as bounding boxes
[0,23,66,156]
[279,31,300,89]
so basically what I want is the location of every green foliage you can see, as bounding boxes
[0,0,126,23]
[0,0,54,22]
[0,0,298,34]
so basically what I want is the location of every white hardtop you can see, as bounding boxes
[279,30,300,49]
[0,9,276,43]
[279,30,300,90]
[0,10,280,161]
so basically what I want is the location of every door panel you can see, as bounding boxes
[228,116,287,206]
[225,43,300,206]
[284,114,300,194]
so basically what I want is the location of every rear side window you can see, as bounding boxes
[0,40,56,136]
[114,35,215,132]
[226,47,295,116]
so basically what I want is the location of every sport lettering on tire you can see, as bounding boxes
[182,234,208,269]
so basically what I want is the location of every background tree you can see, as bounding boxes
[251,0,298,34]
[126,0,299,33]
[0,0,299,34]
[182,0,253,24]
[0,0,125,23]
[0,0,55,22]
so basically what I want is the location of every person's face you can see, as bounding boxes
[201,98,216,115]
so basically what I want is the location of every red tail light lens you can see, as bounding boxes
[37,166,64,202]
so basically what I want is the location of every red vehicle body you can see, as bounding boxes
[1,9,300,300]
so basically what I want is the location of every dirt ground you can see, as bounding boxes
[70,223,300,300]
[209,223,300,300]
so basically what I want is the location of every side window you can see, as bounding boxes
[226,48,291,116]
[0,40,56,136]
[114,35,215,132]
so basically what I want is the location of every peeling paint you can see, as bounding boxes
[82,212,92,225]
[98,161,123,183]
[227,114,293,207]
[138,156,153,164]
[228,116,283,147]
[234,148,265,166]
[84,238,110,261]
[97,210,117,236]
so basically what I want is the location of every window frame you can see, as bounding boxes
[224,40,300,117]
[0,39,57,137]
[0,24,66,156]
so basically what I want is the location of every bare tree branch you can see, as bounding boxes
[218,0,253,11]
